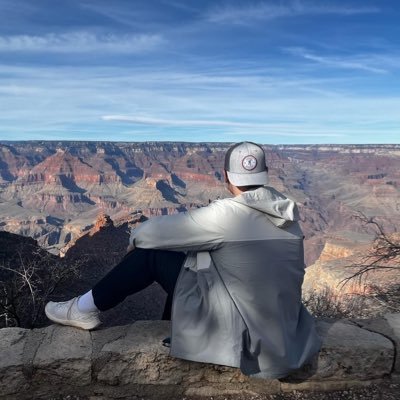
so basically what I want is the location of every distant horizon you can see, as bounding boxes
[1,1,399,144]
[1,140,399,147]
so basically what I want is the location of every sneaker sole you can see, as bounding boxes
[45,304,100,330]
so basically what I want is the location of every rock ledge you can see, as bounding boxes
[1,315,399,399]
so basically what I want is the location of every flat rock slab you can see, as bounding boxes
[92,321,280,396]
[0,327,29,396]
[33,325,92,386]
[353,313,400,374]
[286,320,394,385]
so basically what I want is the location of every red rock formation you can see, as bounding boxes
[318,242,357,262]
[23,149,120,186]
[62,214,127,262]
[91,213,113,234]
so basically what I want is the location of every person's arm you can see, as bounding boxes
[129,200,226,252]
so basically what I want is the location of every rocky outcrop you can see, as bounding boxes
[0,212,64,248]
[62,213,129,264]
[0,315,398,399]
[317,241,357,262]
[0,231,46,264]
[303,236,400,303]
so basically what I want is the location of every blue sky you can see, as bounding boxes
[0,0,399,144]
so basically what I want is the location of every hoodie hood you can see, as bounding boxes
[232,186,299,228]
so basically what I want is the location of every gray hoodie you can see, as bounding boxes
[131,186,321,378]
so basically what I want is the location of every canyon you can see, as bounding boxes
[0,141,399,316]
[1,142,399,261]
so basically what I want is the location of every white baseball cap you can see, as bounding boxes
[224,142,268,186]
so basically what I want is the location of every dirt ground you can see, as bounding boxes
[47,380,400,400]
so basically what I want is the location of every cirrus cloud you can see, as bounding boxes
[101,115,345,137]
[207,1,379,25]
[0,32,165,53]
[285,47,388,74]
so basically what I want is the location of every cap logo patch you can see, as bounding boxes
[242,155,257,171]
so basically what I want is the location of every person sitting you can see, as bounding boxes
[45,141,321,379]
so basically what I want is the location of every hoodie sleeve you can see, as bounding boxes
[129,200,226,252]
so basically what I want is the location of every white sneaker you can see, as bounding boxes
[45,296,101,330]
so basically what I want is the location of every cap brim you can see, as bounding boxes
[227,170,268,187]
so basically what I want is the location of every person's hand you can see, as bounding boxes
[126,243,135,254]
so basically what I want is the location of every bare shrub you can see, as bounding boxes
[310,212,400,318]
[342,212,400,284]
[303,286,372,319]
[368,283,400,314]
[0,248,81,329]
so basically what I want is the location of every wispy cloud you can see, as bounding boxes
[101,115,344,137]
[0,32,164,53]
[80,2,168,30]
[206,1,379,24]
[285,47,388,74]
[0,84,39,95]
[102,115,254,127]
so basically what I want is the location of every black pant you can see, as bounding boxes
[92,248,185,320]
